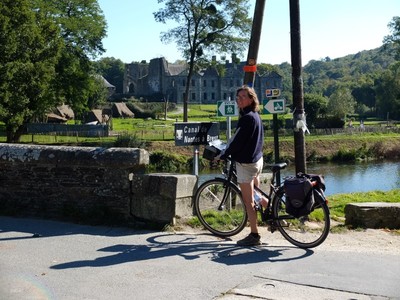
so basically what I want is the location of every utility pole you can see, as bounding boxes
[243,0,266,87]
[289,0,307,174]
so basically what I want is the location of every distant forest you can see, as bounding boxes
[265,44,399,121]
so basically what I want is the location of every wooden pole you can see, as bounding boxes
[289,0,307,174]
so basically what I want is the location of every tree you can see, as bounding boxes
[375,62,400,120]
[327,87,356,120]
[0,0,107,142]
[47,0,107,118]
[154,0,252,121]
[0,0,62,142]
[93,57,125,94]
[303,93,328,128]
[383,16,400,59]
[87,76,109,110]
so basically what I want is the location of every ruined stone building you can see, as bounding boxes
[123,55,282,103]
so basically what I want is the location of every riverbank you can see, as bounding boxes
[147,135,400,162]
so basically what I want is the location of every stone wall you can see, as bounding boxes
[0,144,197,226]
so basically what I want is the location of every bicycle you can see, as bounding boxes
[194,155,330,249]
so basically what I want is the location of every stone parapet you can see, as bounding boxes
[130,173,197,225]
[0,143,150,224]
[345,202,400,229]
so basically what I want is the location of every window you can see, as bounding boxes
[203,93,207,101]
[182,79,186,86]
[211,93,215,100]
[203,80,207,87]
[192,93,196,101]
[211,80,215,88]
[191,79,195,87]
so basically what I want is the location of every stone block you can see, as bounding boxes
[130,173,198,224]
[345,202,400,229]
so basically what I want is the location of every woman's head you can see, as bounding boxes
[236,85,260,112]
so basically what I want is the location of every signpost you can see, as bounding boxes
[263,98,286,114]
[174,122,219,176]
[264,89,285,184]
[217,101,238,117]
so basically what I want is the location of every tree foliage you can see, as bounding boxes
[328,87,356,119]
[93,57,125,94]
[303,93,328,128]
[0,0,62,142]
[375,62,400,120]
[154,0,252,121]
[0,0,107,142]
[383,16,400,60]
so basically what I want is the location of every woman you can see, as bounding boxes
[218,85,264,246]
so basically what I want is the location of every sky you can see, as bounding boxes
[97,0,400,65]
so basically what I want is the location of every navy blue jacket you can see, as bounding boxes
[220,106,264,163]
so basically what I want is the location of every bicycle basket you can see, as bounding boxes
[203,145,221,161]
[284,176,315,217]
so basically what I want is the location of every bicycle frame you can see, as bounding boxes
[218,158,286,221]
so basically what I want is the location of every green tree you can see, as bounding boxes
[383,16,400,59]
[93,57,125,94]
[87,75,109,110]
[375,62,400,120]
[0,0,107,142]
[154,0,252,121]
[0,0,62,142]
[303,93,328,128]
[48,0,107,118]
[327,87,356,119]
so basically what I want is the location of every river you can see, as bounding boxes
[199,160,400,196]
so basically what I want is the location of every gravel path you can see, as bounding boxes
[175,225,400,255]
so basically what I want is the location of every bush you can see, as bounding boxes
[314,117,345,128]
[149,151,190,172]
[114,133,147,148]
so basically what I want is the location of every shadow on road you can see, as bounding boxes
[50,233,313,269]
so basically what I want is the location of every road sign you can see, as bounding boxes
[263,99,286,114]
[266,89,281,97]
[217,101,238,117]
[174,122,219,146]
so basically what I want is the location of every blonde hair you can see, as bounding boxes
[236,85,260,112]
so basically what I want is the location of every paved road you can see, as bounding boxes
[0,216,399,299]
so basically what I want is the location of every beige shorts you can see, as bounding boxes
[236,157,263,184]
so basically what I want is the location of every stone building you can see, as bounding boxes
[123,55,282,103]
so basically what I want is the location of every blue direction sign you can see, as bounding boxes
[263,99,286,114]
[217,101,238,117]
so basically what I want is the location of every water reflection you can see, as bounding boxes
[200,160,400,196]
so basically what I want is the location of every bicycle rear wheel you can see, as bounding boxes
[272,189,330,248]
[194,178,247,237]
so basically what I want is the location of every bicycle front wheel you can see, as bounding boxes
[194,178,247,237]
[272,189,330,248]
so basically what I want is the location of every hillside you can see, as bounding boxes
[273,44,397,116]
